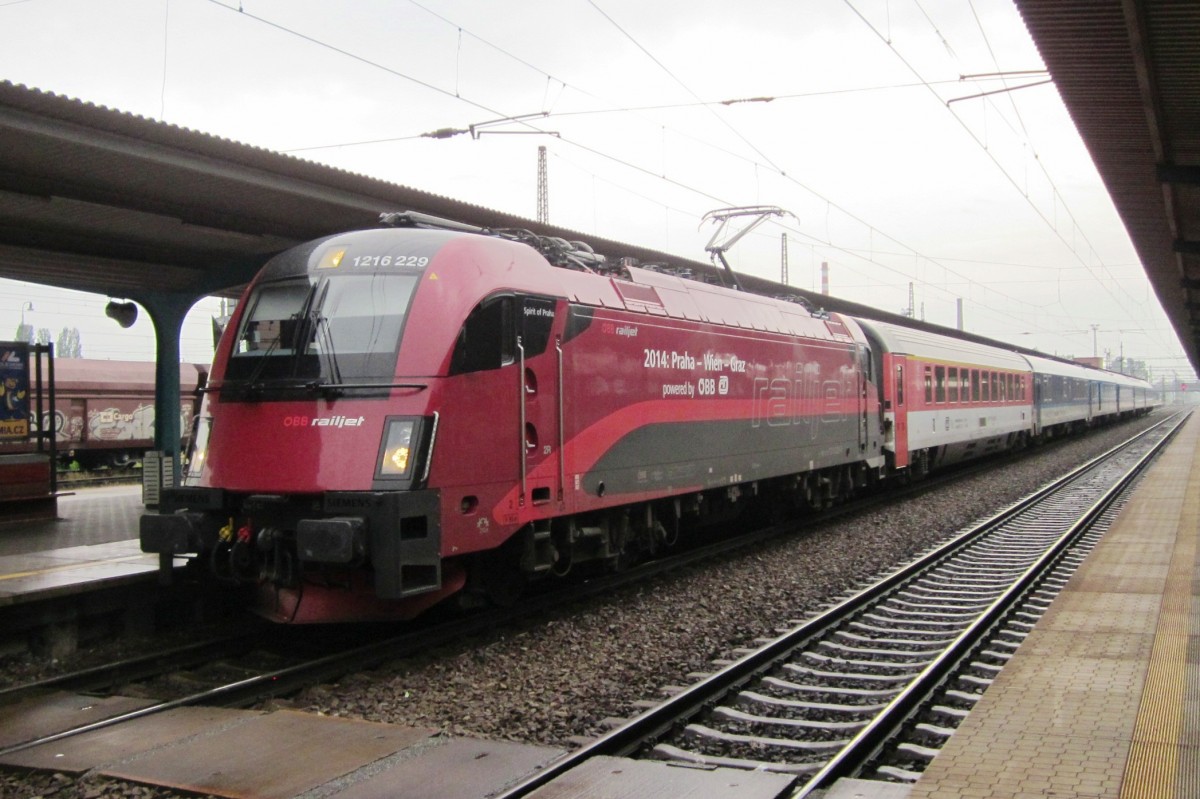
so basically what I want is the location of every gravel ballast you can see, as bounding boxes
[0,413,1172,797]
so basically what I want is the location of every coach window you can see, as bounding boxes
[895,364,904,406]
[935,366,946,403]
[449,295,515,374]
[971,369,980,403]
[924,366,933,403]
[948,367,959,403]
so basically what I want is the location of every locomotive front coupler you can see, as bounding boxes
[140,486,227,582]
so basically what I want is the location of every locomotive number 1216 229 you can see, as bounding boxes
[350,255,430,268]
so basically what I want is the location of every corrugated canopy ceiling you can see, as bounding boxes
[1015,0,1200,374]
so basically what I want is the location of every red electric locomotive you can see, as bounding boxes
[141,212,888,622]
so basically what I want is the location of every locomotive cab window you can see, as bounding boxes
[450,295,515,375]
[227,273,418,387]
[237,281,311,356]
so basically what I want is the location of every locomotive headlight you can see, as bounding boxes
[378,419,416,477]
[184,417,212,483]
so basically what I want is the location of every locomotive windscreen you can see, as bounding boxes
[224,272,418,389]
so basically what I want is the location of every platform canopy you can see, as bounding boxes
[0,79,695,301]
[1014,0,1200,374]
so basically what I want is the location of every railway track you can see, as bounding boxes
[0,415,1172,773]
[494,411,1187,798]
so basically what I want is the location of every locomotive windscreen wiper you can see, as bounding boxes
[308,308,344,390]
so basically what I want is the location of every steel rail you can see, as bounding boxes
[491,411,1187,799]
[788,411,1186,796]
[0,414,1171,764]
[0,631,265,703]
[0,451,998,761]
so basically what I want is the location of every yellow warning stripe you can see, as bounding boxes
[0,554,149,581]
[1119,424,1200,799]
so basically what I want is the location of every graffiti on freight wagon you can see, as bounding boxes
[26,404,191,444]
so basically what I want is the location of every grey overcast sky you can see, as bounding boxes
[0,0,1192,381]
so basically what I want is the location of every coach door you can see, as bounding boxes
[1032,375,1043,436]
[857,345,870,451]
[891,355,909,468]
[518,296,562,508]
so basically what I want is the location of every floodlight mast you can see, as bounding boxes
[701,205,794,291]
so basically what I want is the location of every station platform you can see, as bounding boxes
[0,484,158,608]
[906,411,1200,799]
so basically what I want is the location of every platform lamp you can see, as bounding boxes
[104,299,138,328]
[17,301,33,341]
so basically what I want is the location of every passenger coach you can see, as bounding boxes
[858,319,1033,476]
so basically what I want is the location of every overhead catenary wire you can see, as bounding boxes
[230,0,1098,341]
[197,0,1172,364]
[841,0,1178,360]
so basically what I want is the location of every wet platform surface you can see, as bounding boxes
[0,485,164,606]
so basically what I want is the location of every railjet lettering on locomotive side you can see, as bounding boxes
[282,415,367,428]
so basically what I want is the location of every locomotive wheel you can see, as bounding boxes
[550,526,573,577]
[659,515,679,548]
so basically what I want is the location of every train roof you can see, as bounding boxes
[854,318,1030,371]
[260,225,868,349]
[1022,352,1151,388]
[39,359,207,393]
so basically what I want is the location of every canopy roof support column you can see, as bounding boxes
[139,291,202,483]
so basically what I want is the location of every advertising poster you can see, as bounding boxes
[0,342,31,441]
